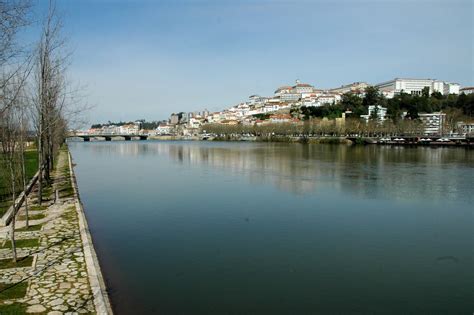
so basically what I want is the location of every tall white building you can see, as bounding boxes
[375,78,459,97]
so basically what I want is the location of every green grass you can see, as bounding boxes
[17,213,45,221]
[0,239,39,249]
[16,224,42,232]
[0,282,28,300]
[29,205,48,211]
[59,186,74,198]
[0,151,38,216]
[0,256,33,269]
[0,302,28,314]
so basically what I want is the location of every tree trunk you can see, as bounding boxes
[38,125,43,206]
[8,161,17,263]
[20,143,29,228]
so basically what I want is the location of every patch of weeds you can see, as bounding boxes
[0,302,27,314]
[18,213,45,221]
[0,256,33,269]
[29,205,48,211]
[16,224,42,232]
[59,187,74,198]
[0,282,28,300]
[0,239,39,249]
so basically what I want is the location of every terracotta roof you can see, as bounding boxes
[293,83,313,87]
[274,86,293,93]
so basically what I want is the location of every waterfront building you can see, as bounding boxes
[119,124,139,134]
[457,122,474,135]
[460,86,474,95]
[156,123,175,135]
[418,112,446,135]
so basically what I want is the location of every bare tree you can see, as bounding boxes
[32,0,70,205]
[0,78,23,262]
[0,0,31,115]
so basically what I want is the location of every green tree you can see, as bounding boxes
[363,86,380,107]
[340,92,364,116]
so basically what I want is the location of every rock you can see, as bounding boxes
[49,298,64,306]
[53,305,68,311]
[26,304,47,313]
[27,299,41,305]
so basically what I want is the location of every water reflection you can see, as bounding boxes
[68,140,474,314]
[71,141,473,201]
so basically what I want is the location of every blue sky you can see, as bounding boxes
[34,0,473,123]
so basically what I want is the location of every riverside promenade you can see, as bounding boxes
[0,148,112,314]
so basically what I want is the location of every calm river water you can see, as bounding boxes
[69,141,473,314]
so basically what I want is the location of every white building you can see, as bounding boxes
[443,82,460,95]
[188,117,204,129]
[360,105,387,123]
[375,78,459,97]
[460,87,474,95]
[119,124,139,135]
[274,86,293,97]
[317,93,341,105]
[156,124,175,135]
[329,82,369,94]
[293,80,314,94]
[457,122,474,135]
[280,92,301,102]
[418,112,446,135]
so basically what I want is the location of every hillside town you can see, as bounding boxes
[83,78,474,138]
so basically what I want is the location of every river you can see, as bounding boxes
[68,141,474,314]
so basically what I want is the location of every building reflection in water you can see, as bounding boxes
[73,140,473,201]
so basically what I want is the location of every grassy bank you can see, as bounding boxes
[0,151,38,216]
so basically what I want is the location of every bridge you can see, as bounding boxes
[70,134,149,141]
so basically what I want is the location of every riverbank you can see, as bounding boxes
[147,135,473,146]
[0,147,112,314]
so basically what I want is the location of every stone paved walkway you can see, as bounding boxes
[0,149,97,314]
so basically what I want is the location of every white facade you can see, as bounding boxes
[360,105,387,123]
[457,122,474,135]
[460,87,474,95]
[418,112,446,135]
[329,82,369,94]
[280,93,301,102]
[443,83,460,95]
[119,124,139,134]
[375,78,459,97]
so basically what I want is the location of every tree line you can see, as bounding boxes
[203,118,427,139]
[293,86,473,123]
[1,0,82,262]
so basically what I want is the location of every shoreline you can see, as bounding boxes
[0,147,113,314]
[70,135,474,147]
[68,151,114,314]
